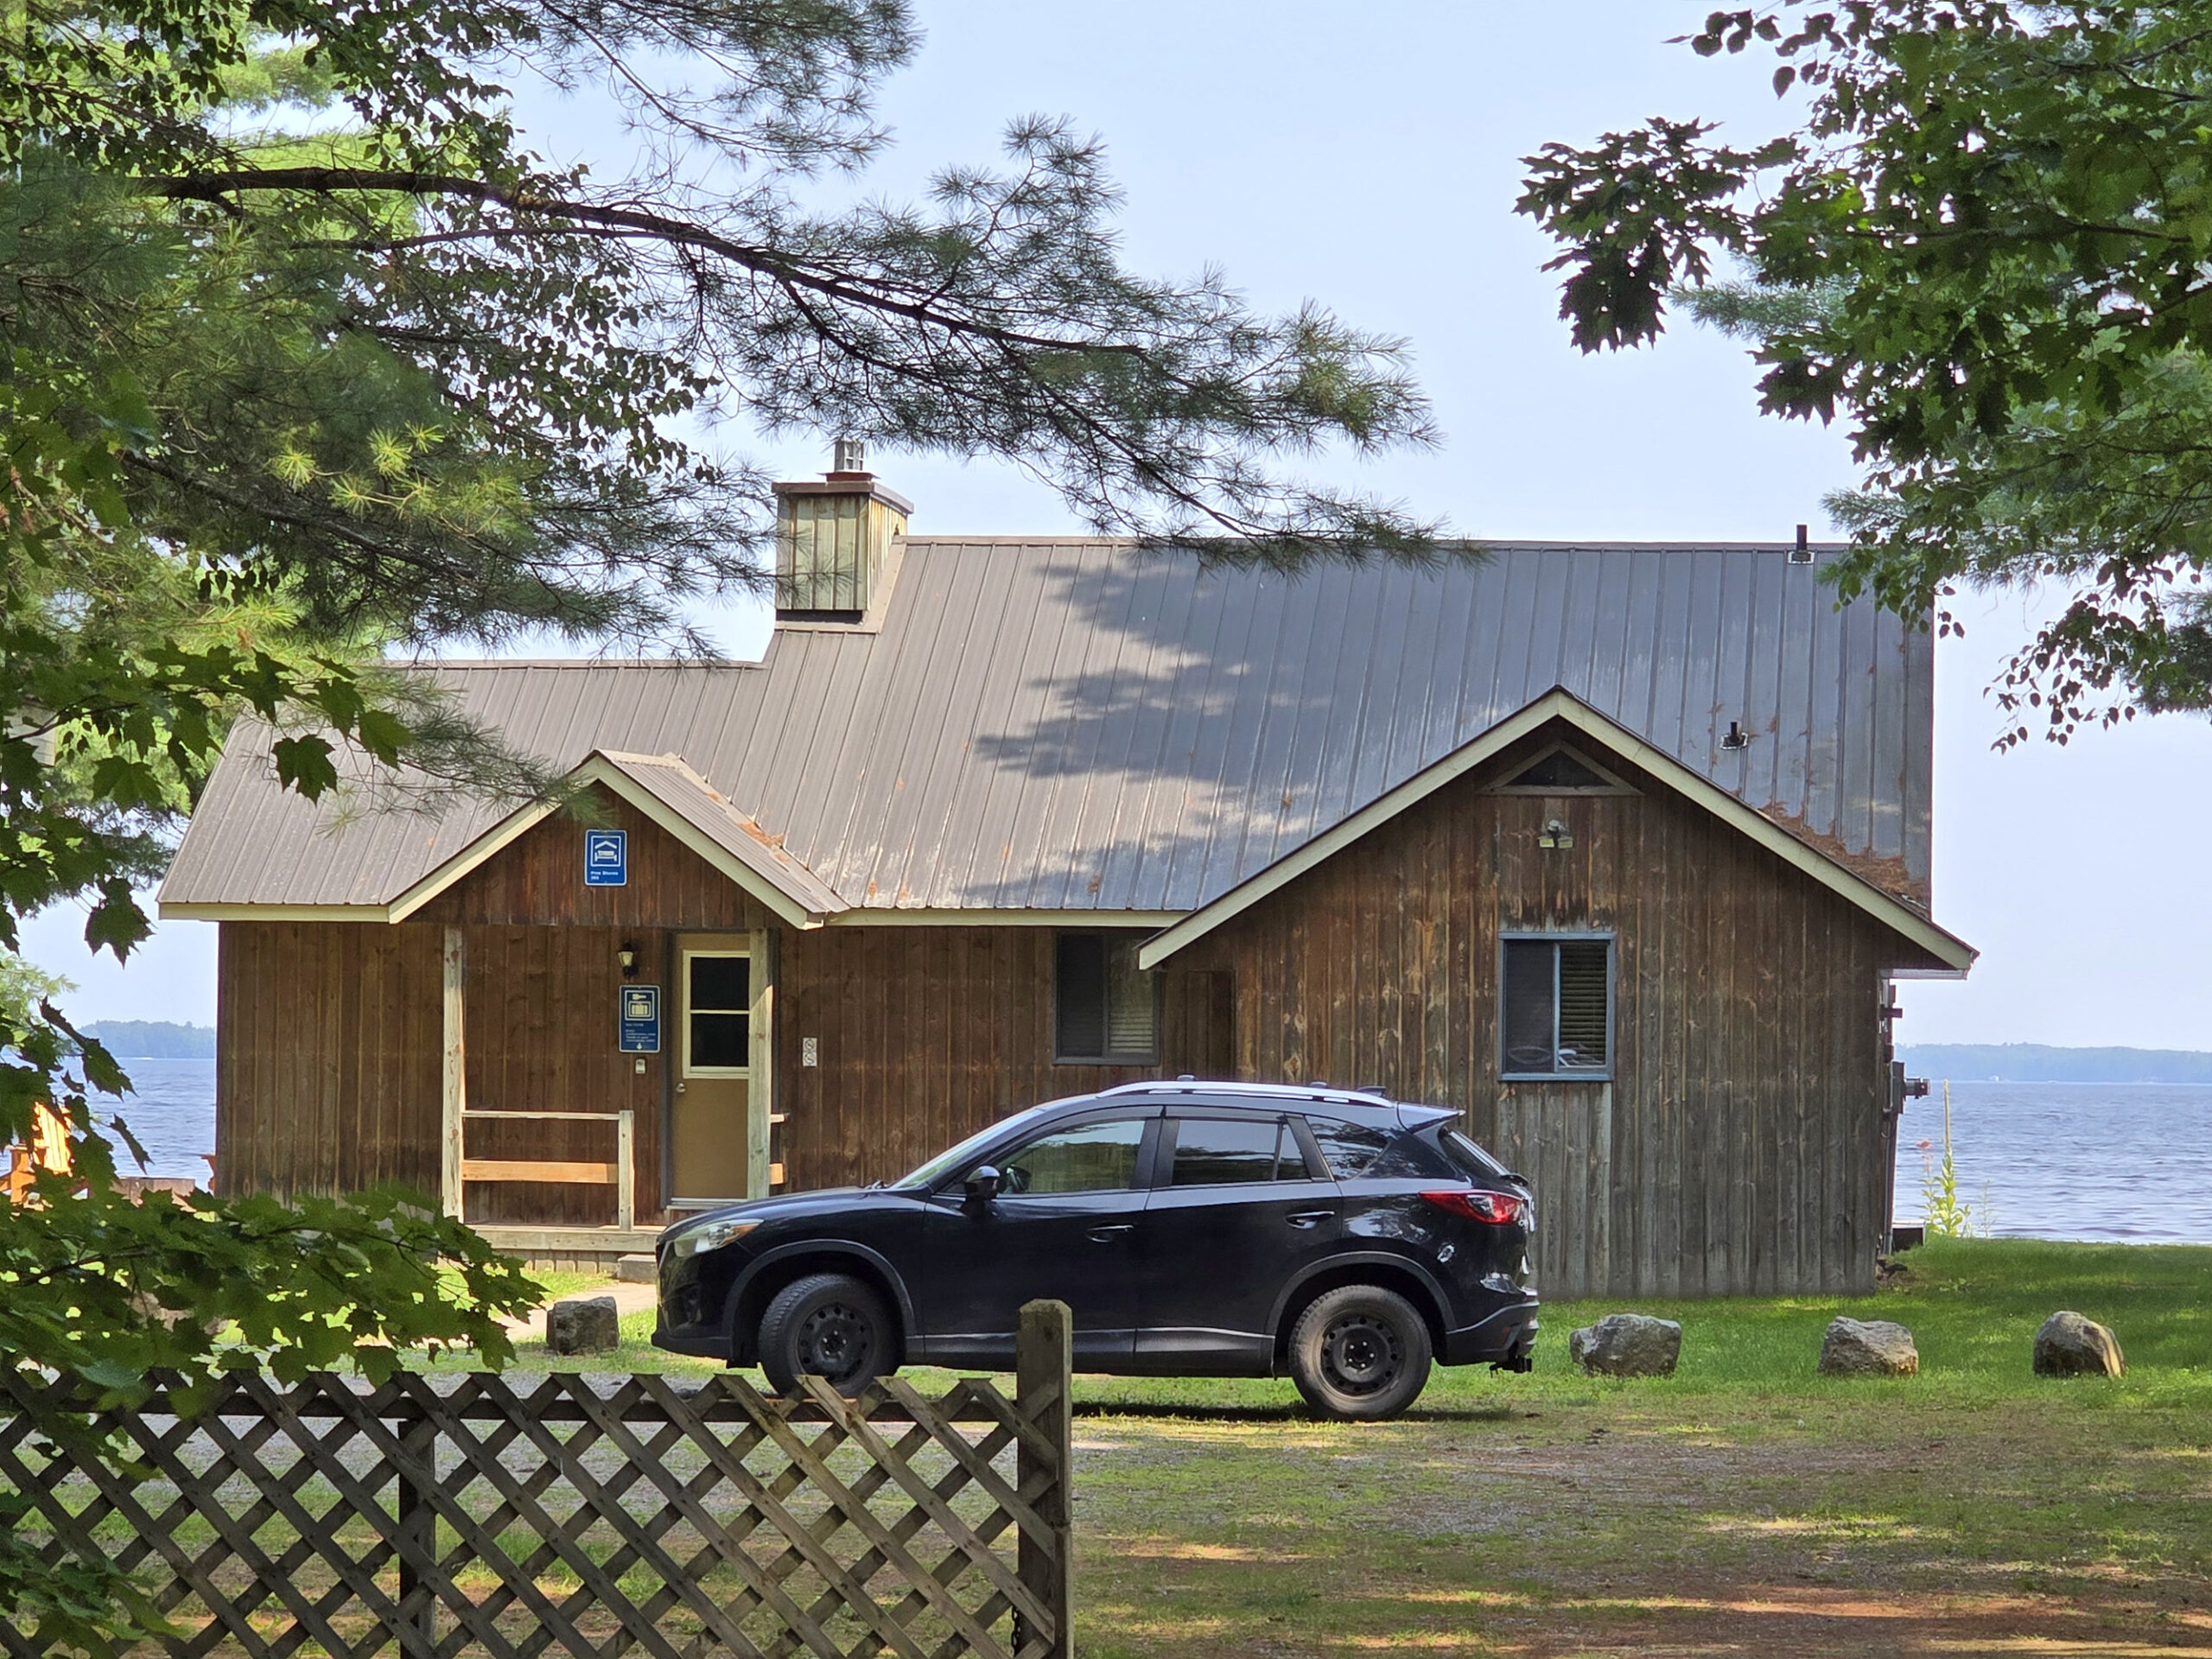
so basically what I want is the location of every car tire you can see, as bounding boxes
[757,1272,894,1397]
[1287,1285,1433,1421]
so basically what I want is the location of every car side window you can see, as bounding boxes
[1304,1116,1393,1179]
[997,1118,1147,1195]
[1169,1117,1285,1185]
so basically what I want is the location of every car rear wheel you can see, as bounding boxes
[757,1273,893,1396]
[1287,1285,1433,1421]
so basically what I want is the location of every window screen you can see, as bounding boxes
[688,954,750,1071]
[1054,932,1158,1061]
[1500,937,1611,1077]
[999,1119,1147,1194]
[1169,1117,1285,1185]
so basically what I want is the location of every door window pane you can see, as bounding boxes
[688,954,750,1071]
[999,1119,1147,1195]
[1170,1117,1283,1185]
[690,1012,748,1070]
[690,954,750,1012]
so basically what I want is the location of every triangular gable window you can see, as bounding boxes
[1497,746,1626,792]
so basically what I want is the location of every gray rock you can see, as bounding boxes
[1567,1313,1682,1377]
[547,1294,621,1355]
[1818,1316,1918,1377]
[614,1253,657,1284]
[2034,1310,2124,1378]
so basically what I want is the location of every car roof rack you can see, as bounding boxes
[1097,1078,1396,1108]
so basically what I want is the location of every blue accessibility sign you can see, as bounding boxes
[619,985,661,1053]
[584,829,627,886]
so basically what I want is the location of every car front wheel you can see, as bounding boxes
[757,1272,894,1397]
[1287,1285,1433,1420]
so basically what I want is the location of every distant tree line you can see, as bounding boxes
[79,1021,215,1060]
[1899,1046,2212,1088]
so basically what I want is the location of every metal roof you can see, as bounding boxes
[159,538,1936,918]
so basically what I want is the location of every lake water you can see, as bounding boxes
[1893,1080,2212,1244]
[99,1058,218,1181]
[79,1063,2212,1245]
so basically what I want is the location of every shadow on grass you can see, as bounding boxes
[1073,1399,1526,1424]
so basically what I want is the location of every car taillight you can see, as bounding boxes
[1421,1188,1526,1225]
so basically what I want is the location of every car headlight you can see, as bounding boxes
[670,1217,761,1260]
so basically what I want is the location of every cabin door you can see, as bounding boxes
[671,938,769,1204]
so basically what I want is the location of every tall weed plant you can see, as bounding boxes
[1919,1081,1990,1238]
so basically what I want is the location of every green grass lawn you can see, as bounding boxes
[479,1241,2212,1655]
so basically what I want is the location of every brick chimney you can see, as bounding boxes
[772,441,912,621]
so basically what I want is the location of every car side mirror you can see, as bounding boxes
[963,1166,1001,1205]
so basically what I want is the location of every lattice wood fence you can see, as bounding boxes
[0,1301,1074,1659]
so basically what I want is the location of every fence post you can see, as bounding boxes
[1015,1299,1072,1659]
[395,1405,438,1651]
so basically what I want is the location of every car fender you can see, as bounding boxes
[1266,1249,1456,1342]
[720,1239,920,1343]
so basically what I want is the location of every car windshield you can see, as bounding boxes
[890,1100,1065,1191]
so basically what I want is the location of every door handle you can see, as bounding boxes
[1287,1211,1332,1230]
[1087,1224,1135,1243]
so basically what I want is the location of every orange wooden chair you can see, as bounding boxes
[3,1103,73,1205]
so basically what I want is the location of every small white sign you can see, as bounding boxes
[801,1037,819,1068]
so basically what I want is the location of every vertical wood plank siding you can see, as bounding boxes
[1173,740,1909,1297]
[216,922,442,1200]
[214,757,1911,1294]
[773,930,1231,1192]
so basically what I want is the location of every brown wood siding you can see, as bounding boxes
[219,792,770,1221]
[1174,737,1906,1298]
[774,928,1231,1191]
[457,924,669,1225]
[215,922,441,1202]
[416,787,772,931]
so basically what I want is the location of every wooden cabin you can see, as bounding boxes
[159,468,1974,1294]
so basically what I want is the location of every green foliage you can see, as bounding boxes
[1917,1084,1979,1239]
[0,0,1440,1638]
[1517,3,2212,740]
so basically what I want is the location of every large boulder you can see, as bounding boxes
[547,1294,622,1355]
[1568,1313,1682,1377]
[1818,1317,1918,1377]
[2034,1311,2125,1378]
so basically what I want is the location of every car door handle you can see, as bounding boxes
[1088,1224,1135,1243]
[1287,1211,1332,1230]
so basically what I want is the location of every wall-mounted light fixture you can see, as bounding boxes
[1537,817,1574,850]
[1720,720,1751,752]
[618,942,639,979]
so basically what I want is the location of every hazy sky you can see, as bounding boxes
[29,1,2212,1047]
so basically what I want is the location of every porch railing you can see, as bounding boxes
[459,1109,635,1230]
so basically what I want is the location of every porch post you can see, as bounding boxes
[747,927,773,1199]
[442,926,467,1218]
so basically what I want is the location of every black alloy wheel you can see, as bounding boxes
[1287,1284,1434,1420]
[758,1272,893,1396]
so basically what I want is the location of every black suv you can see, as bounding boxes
[653,1081,1539,1419]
